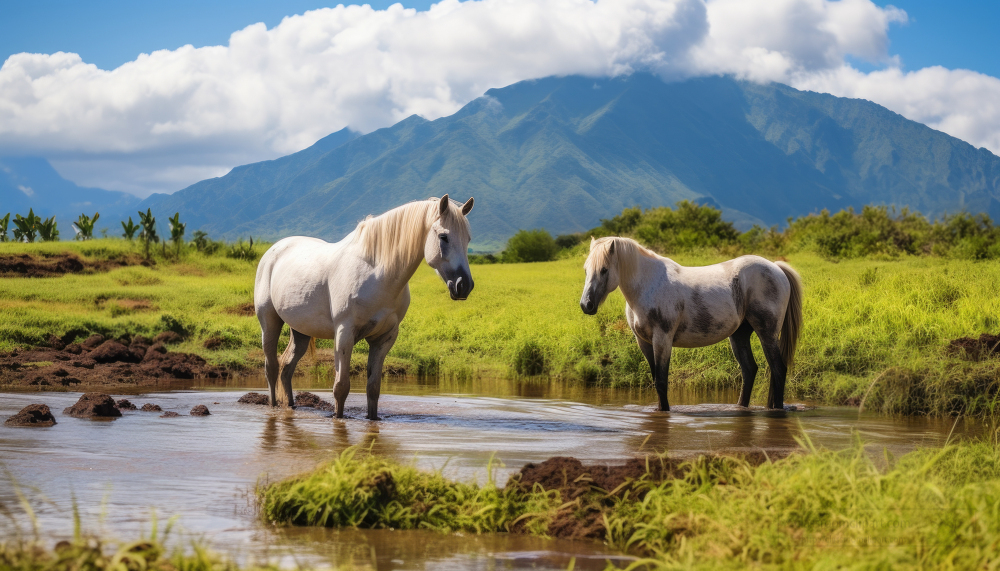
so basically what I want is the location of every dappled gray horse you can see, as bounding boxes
[580,237,802,410]
[254,195,475,419]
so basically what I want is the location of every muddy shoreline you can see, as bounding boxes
[0,332,234,390]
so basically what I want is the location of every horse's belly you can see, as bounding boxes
[672,315,741,348]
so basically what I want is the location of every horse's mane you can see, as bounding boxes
[354,198,471,276]
[586,236,657,281]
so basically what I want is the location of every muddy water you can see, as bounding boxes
[0,377,985,570]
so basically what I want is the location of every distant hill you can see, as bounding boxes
[131,74,1000,250]
[0,157,140,234]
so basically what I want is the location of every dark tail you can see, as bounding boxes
[775,261,803,369]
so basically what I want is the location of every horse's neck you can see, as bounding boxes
[617,252,672,304]
[377,229,428,294]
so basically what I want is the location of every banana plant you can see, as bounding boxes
[38,216,60,241]
[73,212,100,241]
[121,217,140,240]
[168,212,186,256]
[12,209,41,243]
[138,208,159,260]
[0,213,9,242]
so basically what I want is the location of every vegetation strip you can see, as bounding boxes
[260,438,1000,569]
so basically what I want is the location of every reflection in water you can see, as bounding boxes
[0,379,989,570]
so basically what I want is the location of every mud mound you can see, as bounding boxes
[0,331,231,389]
[294,391,335,411]
[0,253,141,277]
[140,403,162,412]
[116,399,137,410]
[160,411,180,418]
[949,333,1000,360]
[190,405,211,416]
[63,393,121,418]
[506,453,782,541]
[203,337,224,350]
[238,392,269,405]
[5,404,57,427]
[153,331,184,345]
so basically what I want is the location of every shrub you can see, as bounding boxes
[512,339,547,376]
[504,229,558,263]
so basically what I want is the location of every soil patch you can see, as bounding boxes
[949,333,1000,361]
[505,452,787,541]
[117,399,137,410]
[0,332,231,390]
[0,253,143,278]
[294,391,335,411]
[4,403,57,427]
[141,403,162,412]
[160,411,180,418]
[238,392,269,405]
[63,393,121,418]
[228,302,256,317]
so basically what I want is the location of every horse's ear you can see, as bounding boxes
[461,197,474,216]
[608,240,615,255]
[439,195,450,216]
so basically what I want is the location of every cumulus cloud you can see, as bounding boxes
[0,0,996,197]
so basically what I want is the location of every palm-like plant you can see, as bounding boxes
[38,216,59,241]
[138,208,159,260]
[121,217,140,240]
[168,212,186,256]
[0,213,9,242]
[73,212,100,241]
[12,209,41,243]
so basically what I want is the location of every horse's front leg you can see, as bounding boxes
[364,326,399,421]
[652,332,673,412]
[332,326,355,418]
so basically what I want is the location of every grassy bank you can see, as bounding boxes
[259,437,1000,569]
[2,239,1000,417]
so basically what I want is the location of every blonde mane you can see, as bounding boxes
[354,198,471,276]
[586,236,657,281]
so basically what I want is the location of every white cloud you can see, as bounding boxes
[0,0,997,197]
[17,185,34,197]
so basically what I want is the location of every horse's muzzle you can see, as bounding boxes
[580,299,597,315]
[448,273,474,300]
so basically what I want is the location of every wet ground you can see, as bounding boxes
[0,377,986,570]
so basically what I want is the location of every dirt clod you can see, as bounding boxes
[160,411,180,418]
[117,399,138,410]
[294,391,335,411]
[190,405,211,416]
[89,341,138,364]
[238,392,270,405]
[81,335,105,350]
[949,333,1000,361]
[140,403,162,412]
[203,337,224,350]
[5,403,57,427]
[63,393,122,418]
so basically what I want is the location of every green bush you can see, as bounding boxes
[503,229,558,263]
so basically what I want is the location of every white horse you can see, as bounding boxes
[254,195,475,419]
[579,237,802,410]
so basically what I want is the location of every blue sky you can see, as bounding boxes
[2,1,997,76]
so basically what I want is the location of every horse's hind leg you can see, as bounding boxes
[258,305,284,407]
[277,329,311,408]
[758,333,787,410]
[729,321,758,407]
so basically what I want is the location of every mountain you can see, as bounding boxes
[140,74,1000,250]
[0,157,140,233]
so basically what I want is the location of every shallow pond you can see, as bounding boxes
[0,376,985,570]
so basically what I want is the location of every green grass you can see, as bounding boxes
[258,437,1000,570]
[2,239,1000,418]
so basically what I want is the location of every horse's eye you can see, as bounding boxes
[439,233,449,243]
[600,267,608,275]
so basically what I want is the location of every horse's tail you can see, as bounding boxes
[775,261,803,369]
[308,338,317,362]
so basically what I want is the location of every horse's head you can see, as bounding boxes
[425,194,475,300]
[580,237,620,315]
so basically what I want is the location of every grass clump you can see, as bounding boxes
[258,447,557,535]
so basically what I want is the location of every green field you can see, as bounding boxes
[2,239,999,417]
